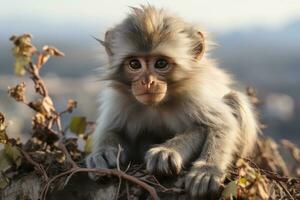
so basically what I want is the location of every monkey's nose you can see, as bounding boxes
[141,78,155,89]
[146,82,154,89]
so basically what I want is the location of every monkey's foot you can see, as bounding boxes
[85,147,119,180]
[145,146,183,176]
[185,165,223,200]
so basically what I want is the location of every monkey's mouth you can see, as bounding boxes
[136,92,164,96]
[134,92,166,105]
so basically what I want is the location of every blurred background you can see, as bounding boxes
[0,0,300,144]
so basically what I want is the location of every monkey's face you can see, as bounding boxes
[123,56,173,105]
[99,6,206,106]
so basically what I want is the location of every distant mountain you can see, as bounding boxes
[0,19,103,77]
[214,20,300,90]
[1,19,300,91]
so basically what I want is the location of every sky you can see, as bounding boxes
[1,0,300,33]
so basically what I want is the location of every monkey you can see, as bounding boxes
[86,5,258,199]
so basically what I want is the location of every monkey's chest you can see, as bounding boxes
[124,108,192,139]
[121,128,174,163]
[121,111,192,162]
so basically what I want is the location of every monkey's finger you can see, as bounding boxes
[167,152,182,175]
[92,153,109,168]
[197,174,210,199]
[156,151,170,174]
[86,154,108,180]
[145,151,159,173]
[184,174,193,191]
[146,156,159,174]
[86,155,96,169]
[188,173,205,199]
[103,150,117,168]
[185,171,199,191]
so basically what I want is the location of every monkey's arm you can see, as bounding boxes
[185,92,257,199]
[93,131,121,150]
[145,128,207,175]
[185,125,237,199]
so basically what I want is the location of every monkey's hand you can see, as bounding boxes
[85,147,119,180]
[145,146,183,176]
[185,164,224,200]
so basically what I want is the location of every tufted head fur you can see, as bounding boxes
[98,5,212,80]
[107,6,204,56]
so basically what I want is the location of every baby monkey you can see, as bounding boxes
[86,5,258,199]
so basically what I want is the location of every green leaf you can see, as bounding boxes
[221,181,238,199]
[0,113,7,144]
[69,116,87,135]
[4,144,22,167]
[0,124,7,144]
[14,56,29,76]
[0,173,10,189]
[238,177,248,188]
[84,135,93,153]
[0,130,7,144]
[0,150,13,172]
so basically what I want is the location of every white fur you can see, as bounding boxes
[89,5,258,198]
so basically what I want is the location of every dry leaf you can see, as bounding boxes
[31,96,55,117]
[42,45,65,56]
[67,99,77,112]
[10,34,36,76]
[222,181,238,199]
[8,82,26,102]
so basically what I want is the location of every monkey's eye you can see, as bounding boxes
[154,59,168,70]
[129,59,142,70]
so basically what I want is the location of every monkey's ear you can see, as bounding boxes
[93,31,114,56]
[193,31,205,60]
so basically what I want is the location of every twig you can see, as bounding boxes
[55,117,63,134]
[245,158,299,199]
[58,109,71,117]
[276,180,295,200]
[116,144,123,172]
[114,144,124,200]
[126,181,130,200]
[282,140,300,164]
[40,169,73,200]
[124,162,132,173]
[129,164,146,175]
[114,178,122,200]
[28,62,49,97]
[244,158,298,182]
[141,175,184,193]
[40,167,159,200]
[58,142,78,168]
[18,147,48,181]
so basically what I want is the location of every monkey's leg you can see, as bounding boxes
[145,128,207,176]
[86,131,125,179]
